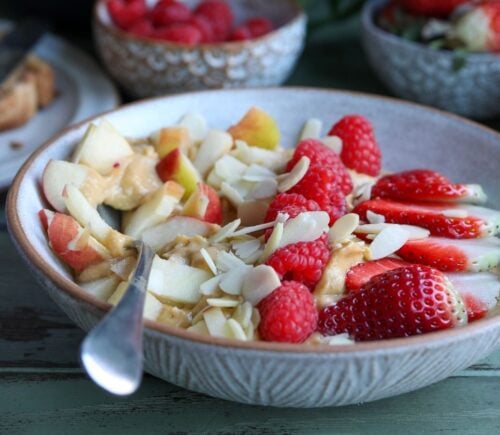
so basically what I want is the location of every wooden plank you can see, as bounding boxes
[0,373,498,434]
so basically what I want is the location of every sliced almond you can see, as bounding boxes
[442,209,469,218]
[247,178,278,200]
[214,155,247,182]
[242,164,276,182]
[278,156,310,193]
[219,266,251,295]
[207,297,240,308]
[321,136,342,154]
[221,182,244,207]
[215,250,246,272]
[329,213,359,244]
[242,264,281,306]
[368,226,410,260]
[187,320,210,336]
[232,238,262,261]
[299,118,323,140]
[357,223,430,240]
[199,248,217,275]
[210,219,241,243]
[232,301,253,328]
[279,211,329,249]
[352,182,373,206]
[259,221,284,262]
[366,210,385,224]
[231,220,276,238]
[225,318,247,341]
[203,307,228,338]
[200,275,222,296]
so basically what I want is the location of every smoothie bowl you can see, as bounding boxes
[7,88,500,407]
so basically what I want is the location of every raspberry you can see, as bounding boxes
[155,24,202,45]
[265,193,321,223]
[195,0,234,41]
[247,17,273,37]
[287,139,353,194]
[128,18,154,37]
[266,236,330,289]
[151,1,191,27]
[107,0,147,30]
[230,25,252,41]
[189,14,216,43]
[258,281,318,343]
[328,115,382,177]
[288,166,347,224]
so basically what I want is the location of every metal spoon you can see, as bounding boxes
[80,239,155,395]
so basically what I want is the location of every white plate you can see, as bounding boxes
[0,22,119,189]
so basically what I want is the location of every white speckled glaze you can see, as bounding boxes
[93,0,306,98]
[7,88,500,407]
[362,0,500,119]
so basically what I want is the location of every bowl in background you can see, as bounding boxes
[362,0,500,119]
[7,88,500,407]
[93,0,306,98]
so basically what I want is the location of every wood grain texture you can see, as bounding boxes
[0,373,499,435]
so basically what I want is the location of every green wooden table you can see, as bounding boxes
[1,12,499,434]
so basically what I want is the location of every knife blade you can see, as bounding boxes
[0,19,48,92]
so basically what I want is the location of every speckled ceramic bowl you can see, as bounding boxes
[7,88,500,408]
[93,0,306,98]
[362,0,500,119]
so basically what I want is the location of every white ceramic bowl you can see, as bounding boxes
[7,88,500,407]
[93,0,306,97]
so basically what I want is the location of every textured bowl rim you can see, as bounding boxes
[362,0,500,61]
[93,0,306,50]
[7,86,500,354]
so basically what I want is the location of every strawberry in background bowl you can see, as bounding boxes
[361,0,500,119]
[93,0,306,97]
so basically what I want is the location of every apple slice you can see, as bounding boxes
[152,126,191,159]
[123,181,184,238]
[228,107,280,150]
[63,184,131,256]
[182,183,222,224]
[141,216,216,253]
[156,148,201,199]
[193,129,233,176]
[80,276,120,301]
[42,159,106,212]
[39,209,55,231]
[148,255,210,304]
[108,281,164,321]
[46,212,111,272]
[72,120,133,175]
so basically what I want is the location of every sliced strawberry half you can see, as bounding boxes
[354,199,500,239]
[447,272,500,322]
[397,236,500,272]
[345,258,410,293]
[372,169,487,204]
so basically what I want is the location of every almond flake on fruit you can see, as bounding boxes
[207,297,240,308]
[300,118,323,140]
[366,210,385,224]
[221,182,244,207]
[321,135,342,154]
[232,301,253,328]
[219,266,252,295]
[352,182,373,206]
[215,250,247,272]
[247,178,278,200]
[199,248,218,275]
[259,222,284,262]
[210,219,241,243]
[203,307,228,338]
[442,209,469,218]
[200,275,222,296]
[329,213,360,244]
[242,265,281,306]
[278,156,310,192]
[357,223,430,240]
[225,319,247,341]
[368,226,410,260]
[279,211,329,249]
[242,164,276,182]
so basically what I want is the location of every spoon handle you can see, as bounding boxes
[80,241,155,395]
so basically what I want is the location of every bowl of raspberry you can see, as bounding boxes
[361,0,500,119]
[7,87,500,407]
[93,0,306,97]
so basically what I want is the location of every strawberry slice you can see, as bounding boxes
[318,265,468,341]
[372,169,486,204]
[447,272,500,322]
[397,237,500,272]
[345,258,410,292]
[354,199,500,239]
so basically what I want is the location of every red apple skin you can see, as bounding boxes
[38,209,55,232]
[47,213,108,272]
[156,148,180,182]
[200,183,223,224]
